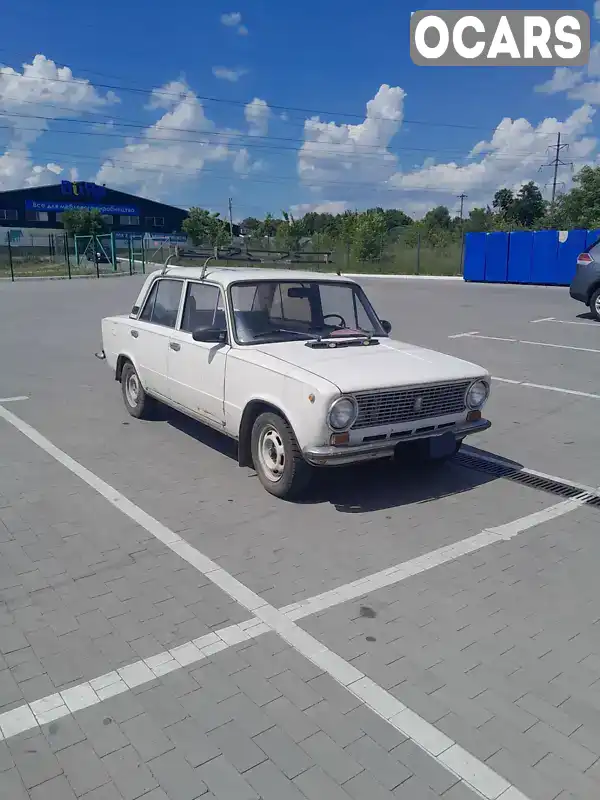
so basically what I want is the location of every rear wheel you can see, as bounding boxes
[121,361,156,419]
[251,412,312,499]
[590,288,600,321]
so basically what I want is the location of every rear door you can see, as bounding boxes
[134,277,184,399]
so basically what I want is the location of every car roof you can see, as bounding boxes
[151,266,358,288]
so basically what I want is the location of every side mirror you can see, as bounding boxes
[192,326,227,343]
[381,319,392,334]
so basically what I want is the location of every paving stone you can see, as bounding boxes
[208,720,268,773]
[29,774,78,800]
[196,755,258,799]
[269,669,323,711]
[76,709,130,759]
[300,730,363,784]
[253,726,313,779]
[0,766,29,799]
[345,704,408,752]
[244,759,307,800]
[121,713,175,762]
[8,732,63,790]
[57,740,111,796]
[293,764,353,800]
[262,696,319,743]
[304,700,364,747]
[164,717,222,768]
[342,769,396,800]
[101,745,159,800]
[72,784,125,800]
[391,739,459,795]
[345,735,412,791]
[390,775,440,800]
[148,749,208,800]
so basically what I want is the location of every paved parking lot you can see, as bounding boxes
[0,273,598,800]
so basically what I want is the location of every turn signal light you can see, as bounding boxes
[467,409,482,421]
[330,432,350,446]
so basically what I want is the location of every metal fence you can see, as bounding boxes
[0,232,152,280]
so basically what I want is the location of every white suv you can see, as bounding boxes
[99,266,491,499]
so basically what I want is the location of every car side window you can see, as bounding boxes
[180,283,226,333]
[139,279,183,328]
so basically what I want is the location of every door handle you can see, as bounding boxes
[130,330,138,338]
[169,342,181,351]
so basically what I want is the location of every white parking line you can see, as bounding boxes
[493,376,600,400]
[531,317,598,327]
[464,333,600,354]
[448,331,479,339]
[0,396,28,403]
[0,403,548,799]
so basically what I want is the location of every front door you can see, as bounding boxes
[166,281,229,425]
[134,277,185,398]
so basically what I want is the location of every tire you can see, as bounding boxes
[590,288,600,321]
[250,411,312,499]
[120,361,156,419]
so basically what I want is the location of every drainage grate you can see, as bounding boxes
[455,452,600,508]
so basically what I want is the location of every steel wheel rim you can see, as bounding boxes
[595,294,600,315]
[126,372,140,406]
[258,426,285,482]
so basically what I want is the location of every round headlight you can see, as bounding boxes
[466,379,490,410]
[328,397,358,430]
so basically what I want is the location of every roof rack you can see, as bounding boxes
[159,245,342,277]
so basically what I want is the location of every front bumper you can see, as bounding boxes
[303,418,491,467]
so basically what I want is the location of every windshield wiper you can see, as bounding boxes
[252,328,314,340]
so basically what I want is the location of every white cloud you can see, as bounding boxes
[0,149,66,191]
[291,201,349,216]
[388,104,597,208]
[95,79,260,198]
[245,98,270,136]
[220,11,247,35]
[298,84,405,192]
[535,67,583,94]
[212,66,247,82]
[0,53,118,145]
[534,42,600,100]
[0,54,119,191]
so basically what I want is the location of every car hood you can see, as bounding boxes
[252,337,488,393]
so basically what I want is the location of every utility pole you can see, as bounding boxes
[228,197,234,240]
[457,193,467,221]
[457,194,468,274]
[539,132,572,206]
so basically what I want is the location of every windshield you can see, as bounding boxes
[229,280,386,344]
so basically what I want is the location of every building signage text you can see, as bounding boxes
[25,200,139,215]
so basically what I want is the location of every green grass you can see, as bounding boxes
[0,259,133,279]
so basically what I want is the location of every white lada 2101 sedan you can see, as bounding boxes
[99,266,491,499]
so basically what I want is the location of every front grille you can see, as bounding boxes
[352,380,470,430]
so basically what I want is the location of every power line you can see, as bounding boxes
[0,62,561,137]
[538,132,573,205]
[0,113,566,164]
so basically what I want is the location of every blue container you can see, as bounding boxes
[531,230,558,285]
[507,231,533,284]
[557,229,587,285]
[484,232,509,282]
[463,232,486,281]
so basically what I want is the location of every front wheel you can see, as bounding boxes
[250,412,312,499]
[590,288,600,321]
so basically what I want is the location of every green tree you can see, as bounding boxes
[183,208,229,247]
[492,188,515,217]
[512,181,546,227]
[278,211,304,251]
[241,217,261,235]
[351,210,387,262]
[61,208,106,237]
[553,166,600,229]
[257,212,280,238]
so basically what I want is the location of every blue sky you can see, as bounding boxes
[0,0,598,220]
